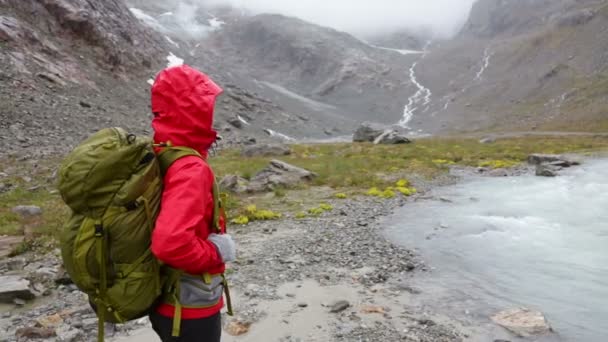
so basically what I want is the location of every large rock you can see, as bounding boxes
[527,154,579,166]
[536,164,561,177]
[353,122,386,142]
[219,175,249,194]
[227,118,244,129]
[241,144,292,157]
[248,160,317,192]
[0,236,25,259]
[373,130,411,145]
[491,308,552,337]
[11,205,42,218]
[0,275,35,303]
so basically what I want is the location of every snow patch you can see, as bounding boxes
[237,115,250,125]
[370,45,425,56]
[129,8,155,23]
[264,129,295,141]
[260,81,336,112]
[166,53,184,68]
[208,17,225,29]
[165,36,179,48]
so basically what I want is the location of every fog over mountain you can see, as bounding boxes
[191,0,477,38]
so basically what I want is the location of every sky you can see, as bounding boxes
[202,0,478,38]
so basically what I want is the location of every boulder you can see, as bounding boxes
[11,205,42,218]
[241,144,291,157]
[353,122,386,142]
[329,300,350,313]
[0,275,35,303]
[491,308,552,337]
[227,118,243,129]
[0,236,25,259]
[527,154,578,166]
[241,137,257,146]
[219,175,249,194]
[248,160,317,192]
[15,327,56,340]
[536,164,560,177]
[373,130,411,144]
[489,168,509,177]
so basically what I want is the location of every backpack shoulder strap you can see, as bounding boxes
[157,146,201,176]
[156,146,224,233]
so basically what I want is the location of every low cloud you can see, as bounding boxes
[202,0,477,38]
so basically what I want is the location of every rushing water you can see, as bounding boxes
[386,158,608,342]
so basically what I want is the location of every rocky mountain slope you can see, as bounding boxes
[1,0,606,159]
[411,0,608,133]
[124,1,423,137]
[0,0,318,158]
[0,0,167,157]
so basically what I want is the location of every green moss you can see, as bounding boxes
[318,203,333,211]
[307,207,325,216]
[478,160,521,169]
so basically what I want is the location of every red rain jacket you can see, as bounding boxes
[150,65,225,319]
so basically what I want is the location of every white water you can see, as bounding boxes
[386,158,608,341]
[398,42,432,128]
[474,48,493,81]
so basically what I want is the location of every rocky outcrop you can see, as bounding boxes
[0,275,35,303]
[247,160,316,192]
[353,123,411,144]
[373,130,411,145]
[241,144,291,157]
[491,308,552,337]
[529,154,579,165]
[528,153,580,177]
[219,175,249,194]
[353,122,386,142]
[535,164,560,177]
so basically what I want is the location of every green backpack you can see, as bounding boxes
[57,127,231,341]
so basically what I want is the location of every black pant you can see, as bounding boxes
[149,311,222,342]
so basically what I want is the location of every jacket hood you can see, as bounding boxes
[151,65,223,156]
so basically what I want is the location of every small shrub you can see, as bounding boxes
[396,187,413,196]
[307,207,325,216]
[396,187,417,196]
[479,160,519,169]
[395,179,410,187]
[252,210,282,220]
[318,203,333,211]
[231,215,249,225]
[381,189,396,198]
[273,187,287,198]
[366,187,382,196]
[295,212,307,219]
[334,193,347,199]
[433,159,455,165]
[233,205,282,224]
